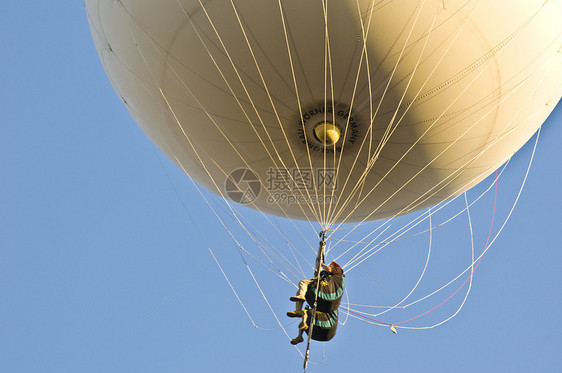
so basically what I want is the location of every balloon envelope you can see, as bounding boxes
[86,0,561,223]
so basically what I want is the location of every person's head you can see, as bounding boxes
[329,261,344,276]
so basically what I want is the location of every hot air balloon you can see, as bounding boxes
[85,0,561,363]
[85,0,561,227]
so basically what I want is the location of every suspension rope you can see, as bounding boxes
[118,0,323,241]
[180,0,323,225]
[336,46,556,271]
[275,0,322,223]
[326,0,551,227]
[394,172,495,327]
[149,231,238,319]
[225,0,327,225]
[330,66,550,260]
[325,0,378,223]
[209,248,277,331]
[327,0,434,226]
[346,127,541,329]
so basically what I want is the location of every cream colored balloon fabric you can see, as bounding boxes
[86,0,561,224]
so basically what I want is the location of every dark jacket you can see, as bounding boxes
[305,308,339,342]
[305,271,345,313]
[304,272,345,342]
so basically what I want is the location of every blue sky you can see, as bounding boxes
[1,2,561,372]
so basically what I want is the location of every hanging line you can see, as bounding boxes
[393,171,497,327]
[326,0,481,226]
[337,64,554,273]
[348,126,541,330]
[327,0,547,228]
[343,170,492,328]
[342,188,475,327]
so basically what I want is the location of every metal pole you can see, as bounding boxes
[303,231,326,371]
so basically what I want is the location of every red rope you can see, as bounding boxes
[344,171,499,327]
[341,306,390,326]
[394,171,499,326]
